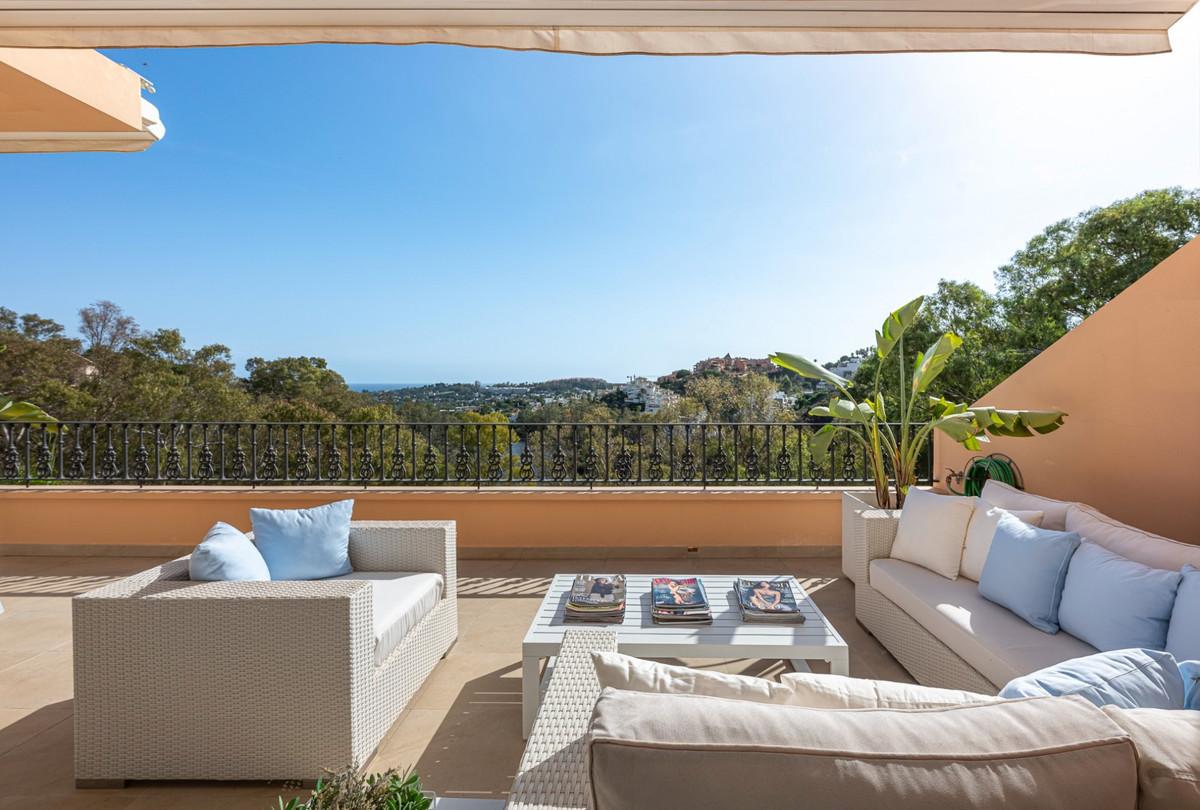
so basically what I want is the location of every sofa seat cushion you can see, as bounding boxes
[870,558,1096,686]
[328,571,443,665]
[587,688,1138,810]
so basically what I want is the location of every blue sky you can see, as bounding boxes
[4,13,1199,384]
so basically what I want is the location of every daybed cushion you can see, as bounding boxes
[870,557,1097,686]
[998,648,1185,710]
[960,503,1044,582]
[779,671,1002,709]
[980,479,1072,530]
[1102,706,1200,810]
[327,571,443,666]
[1168,566,1200,663]
[251,499,354,580]
[1065,503,1200,571]
[586,688,1138,810]
[978,513,1080,633]
[188,521,270,582]
[889,487,975,580]
[1058,542,1181,652]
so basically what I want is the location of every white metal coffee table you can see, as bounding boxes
[521,573,850,737]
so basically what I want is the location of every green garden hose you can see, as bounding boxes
[948,453,1023,497]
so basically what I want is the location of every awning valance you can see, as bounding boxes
[0,1,1194,55]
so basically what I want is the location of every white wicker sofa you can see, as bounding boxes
[73,520,457,787]
[849,481,1200,692]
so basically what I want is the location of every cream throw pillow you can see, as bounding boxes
[592,652,1000,710]
[592,651,809,705]
[889,487,976,579]
[779,671,1002,709]
[960,503,1045,581]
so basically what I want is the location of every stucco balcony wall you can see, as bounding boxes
[0,486,853,557]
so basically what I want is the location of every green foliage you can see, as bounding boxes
[277,767,431,810]
[774,298,1066,508]
[0,346,56,425]
[849,188,1200,410]
[997,187,1200,358]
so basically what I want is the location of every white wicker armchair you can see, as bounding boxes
[73,520,458,787]
[507,628,617,810]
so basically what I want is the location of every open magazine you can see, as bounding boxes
[736,578,806,623]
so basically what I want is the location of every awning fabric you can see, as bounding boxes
[0,47,165,152]
[0,1,1194,55]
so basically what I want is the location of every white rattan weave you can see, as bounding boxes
[849,509,997,693]
[73,521,457,785]
[507,628,617,810]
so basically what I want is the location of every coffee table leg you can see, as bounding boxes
[790,651,849,676]
[522,654,540,739]
[829,648,850,676]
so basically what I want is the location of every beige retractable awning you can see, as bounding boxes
[0,1,1194,55]
[0,48,164,152]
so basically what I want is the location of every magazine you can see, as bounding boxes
[735,577,806,623]
[651,577,712,624]
[564,574,626,624]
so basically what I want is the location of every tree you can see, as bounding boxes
[79,300,140,354]
[245,356,367,418]
[996,187,1200,365]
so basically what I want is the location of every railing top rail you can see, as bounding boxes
[0,420,917,428]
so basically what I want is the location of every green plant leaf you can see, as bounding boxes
[809,423,838,456]
[829,397,872,424]
[928,396,970,418]
[971,407,1067,437]
[769,352,852,390]
[874,296,924,360]
[932,413,989,451]
[0,397,57,424]
[911,332,963,395]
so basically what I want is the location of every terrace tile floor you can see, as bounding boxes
[0,554,912,809]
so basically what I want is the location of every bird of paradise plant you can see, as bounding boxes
[770,296,1066,508]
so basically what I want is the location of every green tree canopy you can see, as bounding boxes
[852,187,1200,408]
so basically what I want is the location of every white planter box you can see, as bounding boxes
[841,491,901,585]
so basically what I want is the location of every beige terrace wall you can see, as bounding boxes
[935,236,1200,544]
[0,487,846,556]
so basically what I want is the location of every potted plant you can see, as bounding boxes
[276,766,434,810]
[770,295,1066,510]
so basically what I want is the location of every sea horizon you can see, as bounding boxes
[350,383,428,392]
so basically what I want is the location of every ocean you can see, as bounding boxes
[350,383,427,392]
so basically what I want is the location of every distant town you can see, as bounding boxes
[358,351,870,419]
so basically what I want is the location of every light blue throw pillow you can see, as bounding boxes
[1058,541,1181,652]
[1000,648,1185,710]
[1166,565,1200,663]
[250,499,354,580]
[189,521,270,582]
[1179,660,1200,710]
[978,511,1080,633]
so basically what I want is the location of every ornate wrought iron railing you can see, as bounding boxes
[0,421,932,488]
